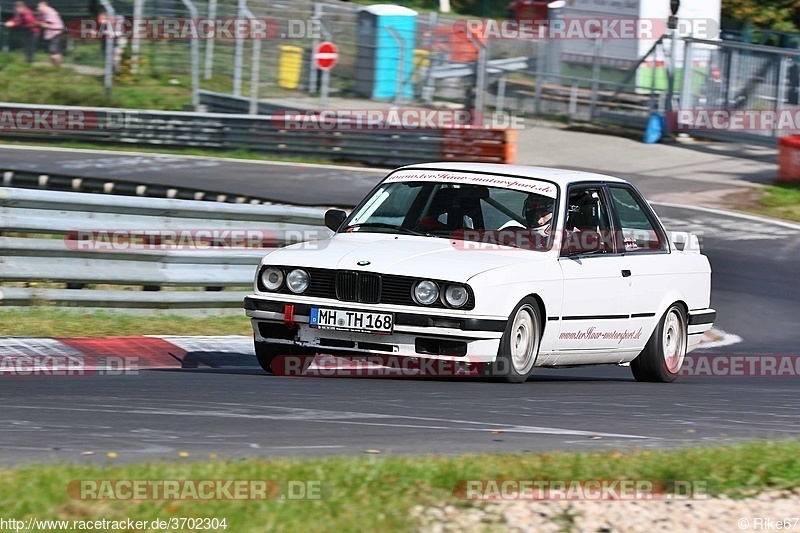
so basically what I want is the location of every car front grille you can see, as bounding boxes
[260,267,473,310]
[335,272,381,303]
[358,272,381,304]
[335,271,358,301]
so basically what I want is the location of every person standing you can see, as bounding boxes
[96,9,128,73]
[36,1,64,67]
[4,2,40,64]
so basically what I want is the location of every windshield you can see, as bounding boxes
[343,181,558,250]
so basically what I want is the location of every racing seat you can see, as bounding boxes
[564,192,612,254]
[416,187,487,231]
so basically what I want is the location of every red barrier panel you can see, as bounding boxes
[440,128,517,164]
[778,135,800,181]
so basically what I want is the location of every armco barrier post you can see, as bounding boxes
[503,128,517,164]
[778,135,800,181]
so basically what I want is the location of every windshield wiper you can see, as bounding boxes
[345,223,427,236]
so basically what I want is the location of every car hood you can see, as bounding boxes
[262,232,553,282]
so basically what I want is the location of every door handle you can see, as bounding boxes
[621,269,632,277]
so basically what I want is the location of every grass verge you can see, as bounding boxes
[0,54,192,110]
[0,308,252,337]
[746,182,800,223]
[0,441,798,531]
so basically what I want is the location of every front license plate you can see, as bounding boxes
[310,308,393,334]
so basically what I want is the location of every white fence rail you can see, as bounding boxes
[0,187,331,313]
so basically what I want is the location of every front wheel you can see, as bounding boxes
[631,304,687,383]
[486,297,541,383]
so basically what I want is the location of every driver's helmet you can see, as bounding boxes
[523,194,555,235]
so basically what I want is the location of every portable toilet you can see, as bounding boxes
[355,5,417,100]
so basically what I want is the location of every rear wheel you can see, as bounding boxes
[486,297,541,383]
[254,341,313,375]
[631,304,687,383]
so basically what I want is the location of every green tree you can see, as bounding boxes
[722,0,800,32]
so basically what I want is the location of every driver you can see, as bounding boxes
[523,194,555,236]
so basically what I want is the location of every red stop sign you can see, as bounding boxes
[314,42,339,71]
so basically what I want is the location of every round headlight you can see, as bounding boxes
[261,267,284,291]
[286,269,310,294]
[413,280,439,305]
[444,284,469,308]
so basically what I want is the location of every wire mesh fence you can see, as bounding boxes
[2,1,799,143]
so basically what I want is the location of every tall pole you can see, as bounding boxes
[131,0,143,74]
[233,0,246,96]
[180,0,200,109]
[386,26,407,104]
[664,0,681,135]
[244,8,261,114]
[589,38,602,120]
[309,3,323,93]
[466,26,486,124]
[320,67,330,109]
[204,0,217,80]
[99,0,115,100]
[678,39,694,129]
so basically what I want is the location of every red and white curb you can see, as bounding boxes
[0,335,258,374]
[0,328,740,375]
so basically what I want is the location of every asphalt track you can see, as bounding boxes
[0,146,386,206]
[0,145,734,205]
[1,149,799,464]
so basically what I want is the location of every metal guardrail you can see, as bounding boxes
[0,187,331,312]
[429,57,532,80]
[0,102,517,166]
[1,168,267,204]
[198,90,308,116]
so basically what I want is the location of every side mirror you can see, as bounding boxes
[325,209,347,232]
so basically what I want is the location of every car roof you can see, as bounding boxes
[397,162,628,188]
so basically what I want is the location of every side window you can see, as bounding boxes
[562,186,614,255]
[608,187,667,253]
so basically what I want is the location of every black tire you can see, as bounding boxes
[254,341,312,376]
[485,297,541,383]
[631,304,687,383]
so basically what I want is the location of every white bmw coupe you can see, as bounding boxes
[244,163,715,383]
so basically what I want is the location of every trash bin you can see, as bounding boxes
[778,135,800,181]
[412,49,429,85]
[278,45,304,90]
